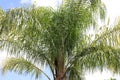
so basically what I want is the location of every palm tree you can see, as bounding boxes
[110,78,116,80]
[1,0,120,80]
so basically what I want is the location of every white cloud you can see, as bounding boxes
[102,0,120,24]
[103,0,120,17]
[34,0,55,7]
[0,50,7,68]
[85,69,120,80]
[20,0,62,9]
[20,0,32,4]
[0,51,7,59]
[32,0,62,9]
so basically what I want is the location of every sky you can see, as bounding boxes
[0,0,120,80]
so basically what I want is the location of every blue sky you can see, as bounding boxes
[0,0,22,10]
[0,70,34,80]
[1,0,120,80]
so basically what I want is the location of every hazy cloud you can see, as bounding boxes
[20,0,32,4]
[0,51,7,68]
[20,0,62,9]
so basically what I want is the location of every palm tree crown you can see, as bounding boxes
[1,0,120,80]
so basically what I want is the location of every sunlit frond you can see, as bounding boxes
[92,18,120,48]
[2,58,50,80]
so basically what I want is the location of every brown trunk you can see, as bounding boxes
[54,57,65,80]
[54,70,65,80]
[54,37,66,80]
[54,51,66,80]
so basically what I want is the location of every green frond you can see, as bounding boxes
[66,67,84,80]
[66,60,85,80]
[79,45,120,72]
[2,58,50,80]
[0,8,4,21]
[92,18,120,48]
[68,42,120,74]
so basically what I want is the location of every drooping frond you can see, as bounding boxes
[0,7,51,63]
[81,46,120,71]
[68,44,120,75]
[0,8,4,21]
[92,18,120,48]
[68,19,120,74]
[2,58,50,80]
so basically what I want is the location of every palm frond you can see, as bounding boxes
[66,18,120,74]
[66,67,84,80]
[92,18,120,47]
[68,43,120,74]
[65,60,85,80]
[2,58,50,80]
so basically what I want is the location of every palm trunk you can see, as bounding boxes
[54,57,65,80]
[54,37,66,80]
[54,68,65,80]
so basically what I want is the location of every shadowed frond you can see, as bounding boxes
[65,61,85,80]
